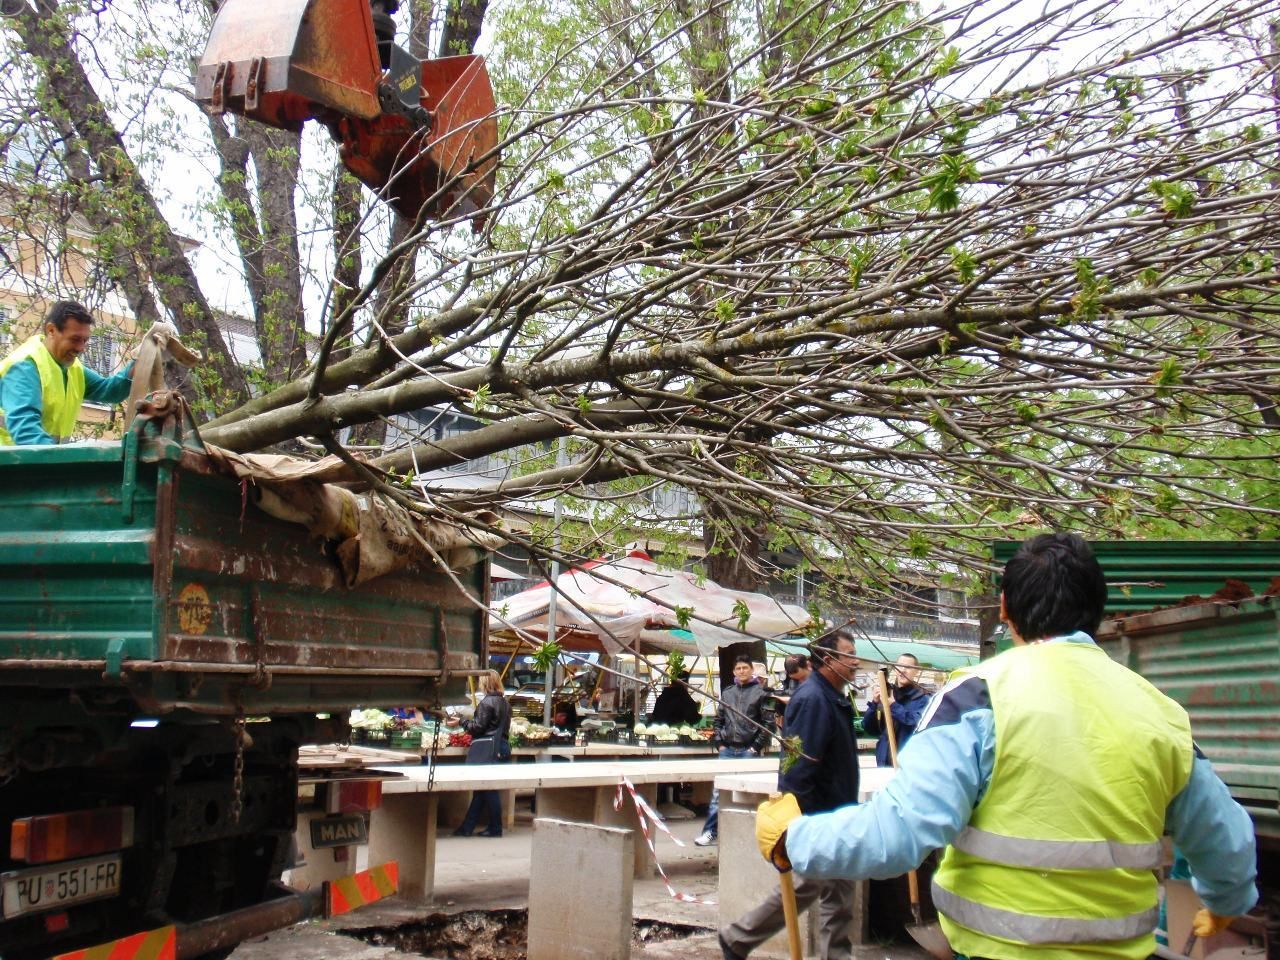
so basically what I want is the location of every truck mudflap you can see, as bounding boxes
[49,862,398,960]
[51,926,175,960]
[326,861,400,917]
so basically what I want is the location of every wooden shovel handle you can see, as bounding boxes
[878,669,922,910]
[877,669,901,766]
[780,870,803,960]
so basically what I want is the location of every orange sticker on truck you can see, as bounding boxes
[176,583,212,635]
[327,861,399,917]
[52,924,175,960]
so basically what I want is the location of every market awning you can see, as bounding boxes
[488,551,816,656]
[851,637,979,673]
[490,561,529,581]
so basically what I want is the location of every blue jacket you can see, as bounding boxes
[860,681,930,766]
[786,633,1258,918]
[778,670,859,814]
[0,355,132,444]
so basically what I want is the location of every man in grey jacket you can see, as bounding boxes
[696,654,770,846]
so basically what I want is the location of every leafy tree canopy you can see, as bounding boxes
[1,0,1278,606]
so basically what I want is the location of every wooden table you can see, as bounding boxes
[338,741,722,761]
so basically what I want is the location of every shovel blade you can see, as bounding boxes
[907,921,953,960]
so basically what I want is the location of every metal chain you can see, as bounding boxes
[231,711,246,824]
[425,703,442,793]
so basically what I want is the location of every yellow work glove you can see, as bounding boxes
[1192,909,1236,938]
[755,792,802,873]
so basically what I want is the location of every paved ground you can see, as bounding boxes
[229,804,936,960]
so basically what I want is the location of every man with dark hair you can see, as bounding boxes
[756,532,1257,960]
[780,652,811,693]
[695,653,770,846]
[770,652,811,732]
[1002,530,1108,639]
[861,652,930,766]
[649,669,702,725]
[0,300,133,445]
[719,629,860,960]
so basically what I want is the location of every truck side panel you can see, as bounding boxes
[0,439,487,714]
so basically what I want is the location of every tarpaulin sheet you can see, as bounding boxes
[134,393,502,587]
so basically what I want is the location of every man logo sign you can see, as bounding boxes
[310,816,369,849]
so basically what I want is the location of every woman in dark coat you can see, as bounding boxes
[448,670,512,837]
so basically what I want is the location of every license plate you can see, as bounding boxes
[1,854,122,919]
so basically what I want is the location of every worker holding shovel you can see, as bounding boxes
[719,628,861,960]
[756,533,1257,960]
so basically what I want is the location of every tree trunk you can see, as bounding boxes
[244,122,308,386]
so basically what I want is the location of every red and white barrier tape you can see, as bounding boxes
[614,776,716,905]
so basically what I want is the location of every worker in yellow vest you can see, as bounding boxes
[0,300,133,445]
[756,532,1257,960]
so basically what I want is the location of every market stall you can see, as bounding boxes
[485,550,816,735]
[487,550,815,656]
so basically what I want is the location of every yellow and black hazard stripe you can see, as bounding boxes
[326,861,399,917]
[52,925,175,960]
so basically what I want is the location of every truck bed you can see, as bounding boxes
[0,428,487,715]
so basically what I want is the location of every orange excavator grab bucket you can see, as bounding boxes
[195,0,383,129]
[195,0,499,226]
[338,55,498,224]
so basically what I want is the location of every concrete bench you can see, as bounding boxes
[293,757,778,902]
[713,766,895,958]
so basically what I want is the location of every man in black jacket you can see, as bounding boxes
[695,654,771,846]
[719,629,860,960]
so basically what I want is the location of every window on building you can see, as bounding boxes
[81,328,121,375]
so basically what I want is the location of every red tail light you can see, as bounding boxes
[336,780,383,813]
[10,806,135,864]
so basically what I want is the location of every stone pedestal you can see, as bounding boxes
[717,806,869,957]
[368,794,438,901]
[535,783,658,878]
[528,819,633,960]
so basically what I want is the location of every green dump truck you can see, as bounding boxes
[0,407,488,959]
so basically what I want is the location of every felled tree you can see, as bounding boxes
[5,0,1280,603]
[204,0,1280,600]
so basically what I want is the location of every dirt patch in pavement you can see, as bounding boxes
[347,909,710,959]
[349,909,526,960]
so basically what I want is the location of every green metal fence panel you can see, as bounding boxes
[1096,598,1280,839]
[991,540,1280,611]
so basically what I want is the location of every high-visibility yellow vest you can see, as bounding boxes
[0,336,85,444]
[932,640,1193,960]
